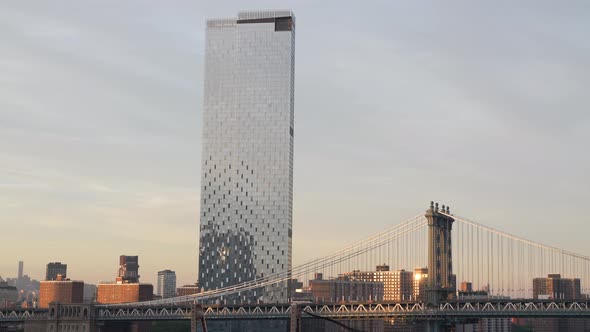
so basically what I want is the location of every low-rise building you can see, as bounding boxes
[460,281,473,293]
[39,275,84,308]
[375,269,413,302]
[0,282,18,309]
[533,274,581,300]
[177,283,200,297]
[97,254,153,304]
[310,274,383,303]
[292,288,314,302]
[413,267,428,302]
[342,266,415,302]
[96,283,153,304]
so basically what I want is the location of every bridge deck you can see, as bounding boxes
[4,300,590,323]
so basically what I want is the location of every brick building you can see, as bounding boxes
[533,274,581,300]
[96,283,153,304]
[309,274,383,303]
[118,255,140,283]
[342,266,416,302]
[177,283,200,296]
[96,254,153,304]
[39,276,84,308]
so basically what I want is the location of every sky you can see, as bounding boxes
[1,1,589,287]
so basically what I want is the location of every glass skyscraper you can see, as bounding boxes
[157,269,177,299]
[198,10,295,304]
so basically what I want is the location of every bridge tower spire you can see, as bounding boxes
[426,201,455,306]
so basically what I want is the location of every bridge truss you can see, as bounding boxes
[94,300,590,321]
[6,299,590,323]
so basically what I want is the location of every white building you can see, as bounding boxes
[198,10,296,304]
[156,270,176,299]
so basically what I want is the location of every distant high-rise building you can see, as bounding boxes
[39,275,84,308]
[118,255,140,283]
[156,270,176,299]
[533,274,581,300]
[16,261,24,290]
[413,267,429,302]
[198,9,296,304]
[45,262,68,281]
[18,261,23,279]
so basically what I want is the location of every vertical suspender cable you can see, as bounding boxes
[469,226,476,286]
[477,226,481,291]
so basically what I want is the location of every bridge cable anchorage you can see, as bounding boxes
[99,213,428,307]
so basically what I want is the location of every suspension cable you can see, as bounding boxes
[102,214,427,307]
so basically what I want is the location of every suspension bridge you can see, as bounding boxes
[3,202,590,331]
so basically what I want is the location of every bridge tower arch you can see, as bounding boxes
[426,201,455,306]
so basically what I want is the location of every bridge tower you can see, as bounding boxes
[426,201,455,306]
[190,303,207,332]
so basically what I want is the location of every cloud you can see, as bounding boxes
[0,0,588,285]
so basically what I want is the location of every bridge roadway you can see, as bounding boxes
[4,299,590,323]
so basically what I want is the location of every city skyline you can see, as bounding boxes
[1,0,589,288]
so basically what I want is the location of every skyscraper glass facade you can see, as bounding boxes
[157,270,177,299]
[198,10,296,304]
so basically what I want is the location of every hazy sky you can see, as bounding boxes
[1,1,589,287]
